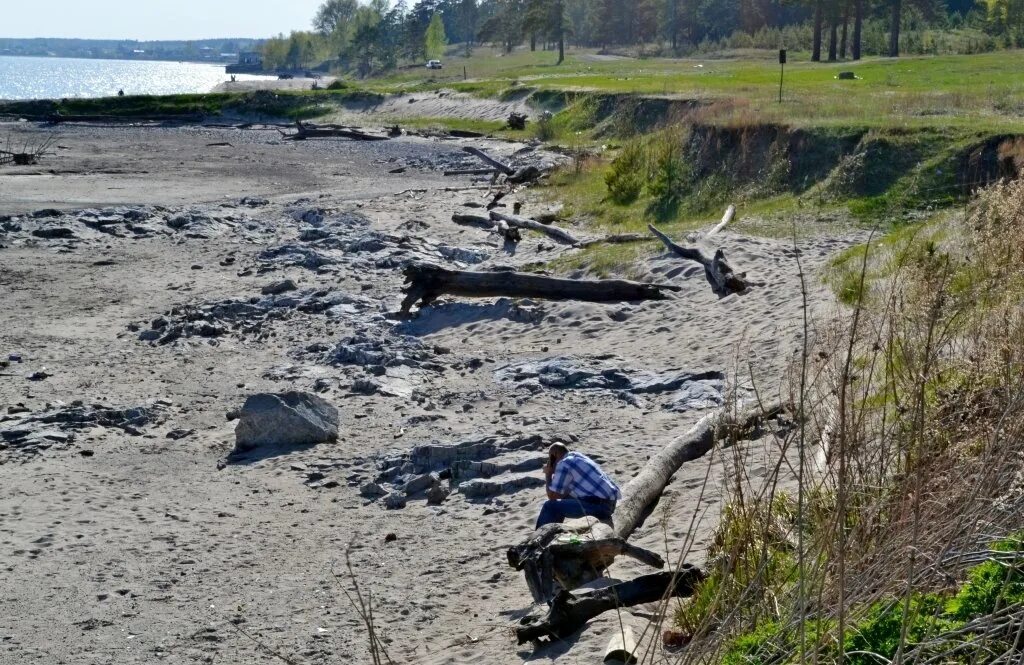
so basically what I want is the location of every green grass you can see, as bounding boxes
[0,89,385,122]
[358,47,1024,132]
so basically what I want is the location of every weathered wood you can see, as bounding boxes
[451,213,495,230]
[648,223,752,296]
[444,168,497,176]
[577,234,650,249]
[489,211,580,245]
[462,146,515,175]
[507,524,667,604]
[706,204,736,237]
[508,400,786,601]
[285,121,389,141]
[400,263,679,314]
[604,625,638,664]
[515,569,704,644]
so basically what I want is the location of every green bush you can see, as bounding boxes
[326,80,347,90]
[946,534,1024,620]
[647,135,690,217]
[604,140,647,205]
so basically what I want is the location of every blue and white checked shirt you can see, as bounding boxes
[549,452,622,501]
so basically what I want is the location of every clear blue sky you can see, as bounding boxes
[3,0,327,41]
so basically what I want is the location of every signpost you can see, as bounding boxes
[778,49,787,103]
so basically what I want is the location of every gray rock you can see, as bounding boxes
[32,227,76,239]
[32,208,63,218]
[403,472,439,496]
[240,197,270,207]
[233,392,339,453]
[360,482,387,498]
[261,279,298,296]
[426,483,450,505]
[383,492,407,509]
[138,330,161,342]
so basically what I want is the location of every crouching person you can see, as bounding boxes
[536,442,621,529]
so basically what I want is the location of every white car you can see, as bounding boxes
[426,60,443,70]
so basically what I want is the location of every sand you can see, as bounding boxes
[0,119,852,664]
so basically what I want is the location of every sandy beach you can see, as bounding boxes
[0,118,852,664]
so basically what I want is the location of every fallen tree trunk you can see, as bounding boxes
[507,400,786,602]
[444,168,497,176]
[400,263,679,314]
[515,568,705,644]
[284,122,389,141]
[648,223,753,296]
[706,204,736,237]
[489,211,580,245]
[462,146,515,175]
[576,233,650,249]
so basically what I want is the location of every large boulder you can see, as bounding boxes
[234,392,338,453]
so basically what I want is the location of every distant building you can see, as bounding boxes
[227,51,263,73]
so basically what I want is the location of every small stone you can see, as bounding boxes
[384,533,397,543]
[138,330,161,342]
[426,484,450,506]
[383,493,407,510]
[261,279,297,296]
[359,482,387,498]
[166,429,194,440]
[190,264,203,270]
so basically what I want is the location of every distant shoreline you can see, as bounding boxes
[0,53,236,67]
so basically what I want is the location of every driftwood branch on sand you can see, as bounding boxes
[399,263,680,314]
[489,211,580,245]
[462,146,544,184]
[648,223,753,296]
[283,121,390,142]
[514,569,705,644]
[507,400,787,605]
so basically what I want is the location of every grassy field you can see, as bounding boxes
[362,47,1024,131]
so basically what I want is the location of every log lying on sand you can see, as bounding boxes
[462,146,544,184]
[576,233,650,249]
[400,263,680,314]
[489,211,580,245]
[284,121,390,141]
[508,400,786,603]
[451,214,522,243]
[515,569,705,644]
[462,146,515,175]
[648,224,753,296]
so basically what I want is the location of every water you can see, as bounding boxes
[0,55,274,101]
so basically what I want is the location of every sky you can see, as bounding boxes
[2,0,327,41]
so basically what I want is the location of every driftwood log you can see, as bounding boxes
[462,146,544,184]
[577,233,650,249]
[463,146,515,175]
[648,224,752,296]
[399,263,680,314]
[284,121,389,141]
[515,568,705,644]
[508,401,786,603]
[489,211,580,245]
[451,214,523,243]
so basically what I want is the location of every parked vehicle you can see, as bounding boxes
[426,60,443,70]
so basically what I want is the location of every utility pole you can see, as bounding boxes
[778,49,787,103]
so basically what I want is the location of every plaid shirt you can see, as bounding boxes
[549,452,621,501]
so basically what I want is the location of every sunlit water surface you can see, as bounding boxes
[0,55,272,100]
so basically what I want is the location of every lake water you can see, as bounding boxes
[0,55,273,100]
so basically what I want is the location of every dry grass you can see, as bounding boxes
[630,179,1024,664]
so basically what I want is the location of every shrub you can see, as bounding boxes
[604,140,647,205]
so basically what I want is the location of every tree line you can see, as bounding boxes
[260,0,1017,75]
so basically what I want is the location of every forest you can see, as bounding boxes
[258,0,1024,74]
